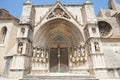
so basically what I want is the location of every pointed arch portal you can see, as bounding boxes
[34,18,83,72]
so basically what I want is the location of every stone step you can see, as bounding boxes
[20,74,99,80]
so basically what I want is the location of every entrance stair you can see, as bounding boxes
[20,73,99,80]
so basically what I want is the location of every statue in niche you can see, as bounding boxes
[41,48,44,58]
[45,49,48,58]
[17,42,23,55]
[94,42,100,52]
[81,46,85,57]
[73,47,77,57]
[78,47,81,57]
[32,46,36,57]
[36,47,40,57]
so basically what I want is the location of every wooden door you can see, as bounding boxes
[49,48,58,72]
[60,48,69,72]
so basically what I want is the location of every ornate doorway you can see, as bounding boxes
[49,35,69,72]
[33,18,84,73]
[50,47,69,72]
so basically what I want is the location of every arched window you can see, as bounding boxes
[0,26,7,43]
[21,28,25,36]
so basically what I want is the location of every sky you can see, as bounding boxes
[0,0,120,18]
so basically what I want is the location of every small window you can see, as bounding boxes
[0,27,7,43]
[21,28,25,35]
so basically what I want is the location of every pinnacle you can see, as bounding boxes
[26,0,32,4]
[85,0,91,3]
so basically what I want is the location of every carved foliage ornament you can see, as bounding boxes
[47,5,70,19]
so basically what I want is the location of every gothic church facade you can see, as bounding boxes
[0,0,120,80]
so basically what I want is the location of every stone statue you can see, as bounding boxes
[45,49,48,58]
[81,46,85,57]
[36,47,40,54]
[36,47,40,57]
[17,42,23,54]
[73,47,77,57]
[94,42,100,52]
[41,48,44,58]
[32,46,36,57]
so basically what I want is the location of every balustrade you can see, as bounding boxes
[32,46,48,64]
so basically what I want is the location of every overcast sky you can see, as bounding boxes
[0,0,120,18]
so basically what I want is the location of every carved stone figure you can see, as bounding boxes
[45,49,48,58]
[94,42,100,52]
[73,47,77,57]
[32,46,36,57]
[21,28,25,36]
[36,47,40,57]
[17,42,23,54]
[81,47,85,57]
[41,48,44,57]
[36,47,40,54]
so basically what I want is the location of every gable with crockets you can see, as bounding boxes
[45,2,73,20]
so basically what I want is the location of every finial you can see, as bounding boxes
[85,0,91,3]
[26,0,32,4]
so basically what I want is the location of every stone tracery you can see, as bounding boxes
[98,21,112,37]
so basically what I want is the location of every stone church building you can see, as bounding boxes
[0,0,120,80]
